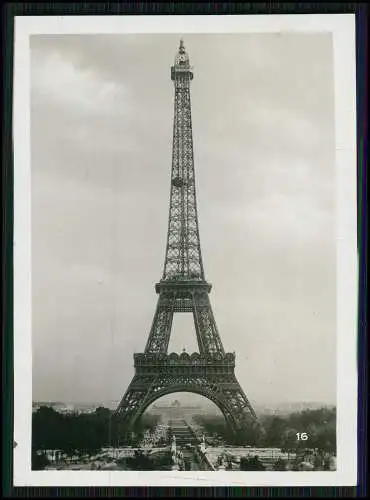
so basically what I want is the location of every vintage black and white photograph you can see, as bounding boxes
[13,15,357,487]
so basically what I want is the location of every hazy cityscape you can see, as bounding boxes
[32,396,336,472]
[33,399,334,417]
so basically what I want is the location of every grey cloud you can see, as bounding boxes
[31,33,336,406]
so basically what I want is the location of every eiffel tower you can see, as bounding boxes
[116,39,257,437]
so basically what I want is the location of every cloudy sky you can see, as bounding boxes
[31,33,336,407]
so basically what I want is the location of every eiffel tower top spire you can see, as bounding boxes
[162,39,205,283]
[175,37,189,65]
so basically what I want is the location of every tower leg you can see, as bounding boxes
[144,294,174,354]
[193,291,225,355]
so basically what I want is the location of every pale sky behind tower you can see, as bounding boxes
[30,33,336,407]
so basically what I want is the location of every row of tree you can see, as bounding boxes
[239,455,332,471]
[192,407,336,453]
[117,450,172,471]
[32,405,336,470]
[32,406,160,457]
[240,454,334,471]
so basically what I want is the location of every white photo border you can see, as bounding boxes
[13,13,358,487]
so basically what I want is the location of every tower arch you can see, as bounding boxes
[132,387,237,432]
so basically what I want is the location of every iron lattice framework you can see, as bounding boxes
[116,40,257,436]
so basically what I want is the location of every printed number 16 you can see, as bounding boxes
[296,432,309,441]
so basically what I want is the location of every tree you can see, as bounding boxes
[313,454,323,470]
[32,405,115,455]
[240,456,265,471]
[127,451,154,470]
[31,448,50,470]
[263,416,288,448]
[280,428,300,453]
[273,458,287,471]
[32,406,64,451]
[315,424,336,453]
[286,407,336,454]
